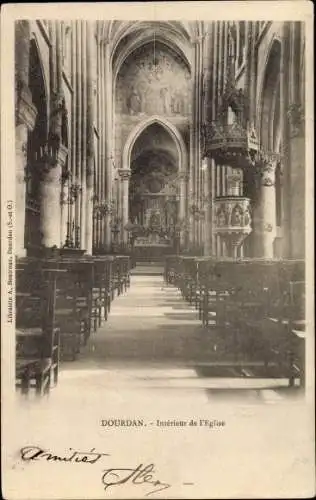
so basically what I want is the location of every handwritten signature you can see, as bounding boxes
[19,447,174,496]
[102,463,171,496]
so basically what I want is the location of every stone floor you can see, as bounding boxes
[56,271,299,405]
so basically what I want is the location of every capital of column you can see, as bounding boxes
[258,162,277,187]
[118,168,131,181]
[15,80,38,131]
[255,152,280,187]
[35,141,68,179]
[93,200,113,220]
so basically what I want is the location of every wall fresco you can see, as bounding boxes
[116,42,191,117]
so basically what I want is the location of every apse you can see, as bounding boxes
[128,122,180,255]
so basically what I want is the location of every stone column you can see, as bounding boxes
[80,21,87,250]
[85,21,95,255]
[287,104,305,258]
[246,22,257,126]
[203,158,212,255]
[15,21,38,257]
[39,145,68,248]
[40,22,68,249]
[196,35,204,248]
[254,159,277,258]
[118,169,131,245]
[188,34,204,251]
[105,40,113,252]
[202,24,214,256]
[286,22,305,259]
[178,171,189,248]
[60,171,69,247]
[178,171,188,221]
[189,38,198,250]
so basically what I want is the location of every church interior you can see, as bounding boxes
[14,20,306,402]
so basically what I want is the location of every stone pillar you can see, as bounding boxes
[279,22,291,258]
[40,22,68,250]
[196,35,204,248]
[203,158,212,255]
[85,21,95,255]
[39,145,68,248]
[60,172,69,247]
[96,36,113,252]
[287,104,305,258]
[178,171,189,248]
[104,39,113,252]
[254,159,277,258]
[246,22,257,126]
[118,169,131,245]
[189,37,200,250]
[80,21,87,250]
[286,21,305,259]
[202,25,214,257]
[85,179,94,254]
[15,21,37,257]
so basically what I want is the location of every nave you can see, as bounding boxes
[13,20,307,404]
[18,266,302,407]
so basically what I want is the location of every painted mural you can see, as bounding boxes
[116,42,191,117]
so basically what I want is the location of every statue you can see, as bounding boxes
[243,207,250,227]
[160,87,171,114]
[231,205,243,226]
[171,92,184,114]
[217,208,226,227]
[127,87,141,115]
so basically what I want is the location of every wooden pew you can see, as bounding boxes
[251,261,306,387]
[16,258,61,396]
[55,258,94,361]
[91,255,114,325]
[111,255,130,298]
[168,256,306,389]
[55,255,128,360]
[202,259,306,387]
[16,252,132,374]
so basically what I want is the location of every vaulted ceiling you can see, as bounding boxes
[96,21,203,77]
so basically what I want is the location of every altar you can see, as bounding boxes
[128,154,180,258]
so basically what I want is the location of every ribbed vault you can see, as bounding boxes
[97,20,200,77]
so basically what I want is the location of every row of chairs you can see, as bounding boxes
[16,253,131,396]
[165,255,306,389]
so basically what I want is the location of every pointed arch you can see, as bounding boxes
[122,115,188,173]
[29,32,50,121]
[258,38,281,150]
[257,35,282,147]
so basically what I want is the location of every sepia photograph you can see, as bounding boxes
[1,2,315,499]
